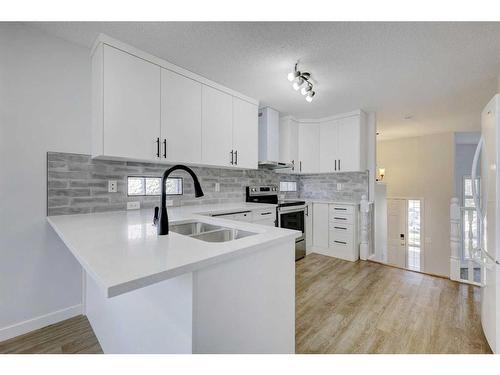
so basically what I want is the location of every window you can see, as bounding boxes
[280,181,297,192]
[127,176,183,196]
[407,199,421,271]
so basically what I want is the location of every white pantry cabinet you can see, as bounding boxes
[96,44,161,161]
[319,119,339,173]
[161,68,202,164]
[337,115,363,172]
[91,35,259,169]
[232,97,258,169]
[298,123,320,173]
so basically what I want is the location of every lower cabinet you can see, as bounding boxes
[311,202,359,262]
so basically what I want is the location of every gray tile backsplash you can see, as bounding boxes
[47,152,367,216]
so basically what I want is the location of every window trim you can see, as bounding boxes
[127,176,184,197]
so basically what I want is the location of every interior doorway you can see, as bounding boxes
[387,198,423,272]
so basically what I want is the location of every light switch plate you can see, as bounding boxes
[108,180,118,193]
[127,201,140,210]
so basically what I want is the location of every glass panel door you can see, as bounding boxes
[407,199,421,271]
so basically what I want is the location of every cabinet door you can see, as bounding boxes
[232,97,258,169]
[337,115,361,172]
[298,123,320,173]
[103,45,161,161]
[319,120,339,173]
[305,203,313,251]
[160,69,202,164]
[279,118,299,172]
[201,85,233,167]
[312,203,329,249]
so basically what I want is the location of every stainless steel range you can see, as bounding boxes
[245,185,306,261]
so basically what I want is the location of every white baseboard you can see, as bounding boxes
[0,304,83,342]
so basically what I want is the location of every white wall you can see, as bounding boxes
[377,133,455,277]
[0,24,91,339]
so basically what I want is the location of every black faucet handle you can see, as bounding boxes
[153,206,159,226]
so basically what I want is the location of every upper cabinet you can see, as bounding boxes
[298,123,320,173]
[95,44,161,161]
[201,86,233,167]
[92,35,259,169]
[232,97,258,169]
[279,111,368,174]
[161,68,202,164]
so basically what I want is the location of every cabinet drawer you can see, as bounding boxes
[328,240,359,262]
[253,209,276,220]
[329,223,354,238]
[329,213,353,224]
[329,205,355,216]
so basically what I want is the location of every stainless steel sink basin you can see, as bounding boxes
[169,220,257,242]
[191,228,255,242]
[169,221,221,236]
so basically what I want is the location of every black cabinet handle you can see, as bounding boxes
[230,150,234,165]
[335,208,347,211]
[163,139,167,158]
[334,240,347,245]
[338,159,341,170]
[156,137,160,157]
[335,159,337,171]
[260,212,272,216]
[235,150,238,165]
[334,217,347,220]
[300,161,302,172]
[334,226,347,230]
[291,160,295,171]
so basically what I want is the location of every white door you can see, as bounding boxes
[103,45,161,161]
[312,203,329,249]
[387,198,407,268]
[201,85,233,167]
[337,115,361,172]
[232,97,258,169]
[319,119,339,173]
[160,69,202,164]
[298,123,320,173]
[279,117,299,172]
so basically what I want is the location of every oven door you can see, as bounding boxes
[279,208,305,239]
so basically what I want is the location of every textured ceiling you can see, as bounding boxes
[27,22,500,140]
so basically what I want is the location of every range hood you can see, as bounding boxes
[258,107,293,170]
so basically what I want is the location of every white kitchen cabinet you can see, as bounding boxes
[337,115,363,172]
[279,117,299,172]
[232,97,258,169]
[298,123,320,173]
[202,86,234,167]
[161,69,202,164]
[96,44,161,161]
[312,203,329,249]
[319,119,339,173]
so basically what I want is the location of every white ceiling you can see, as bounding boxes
[27,22,500,140]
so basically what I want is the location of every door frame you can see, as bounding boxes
[387,196,425,273]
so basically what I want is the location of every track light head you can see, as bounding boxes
[305,91,315,103]
[292,77,304,91]
[301,84,312,96]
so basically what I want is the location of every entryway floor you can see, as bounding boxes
[0,254,491,354]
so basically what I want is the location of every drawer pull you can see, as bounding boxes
[334,240,347,245]
[334,226,347,230]
[334,217,347,220]
[334,208,347,211]
[260,212,272,216]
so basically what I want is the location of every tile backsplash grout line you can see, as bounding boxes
[47,152,368,216]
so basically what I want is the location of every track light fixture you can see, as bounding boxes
[287,62,315,102]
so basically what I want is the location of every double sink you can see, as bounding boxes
[169,221,257,243]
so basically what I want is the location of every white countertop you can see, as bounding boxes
[303,199,359,206]
[47,203,299,298]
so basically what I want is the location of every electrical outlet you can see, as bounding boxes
[336,183,342,191]
[127,201,140,210]
[108,180,118,193]
[215,182,220,192]
[165,199,174,207]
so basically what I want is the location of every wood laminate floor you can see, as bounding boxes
[296,254,491,353]
[0,254,491,354]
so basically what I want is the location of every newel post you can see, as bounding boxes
[359,194,370,261]
[450,197,461,281]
